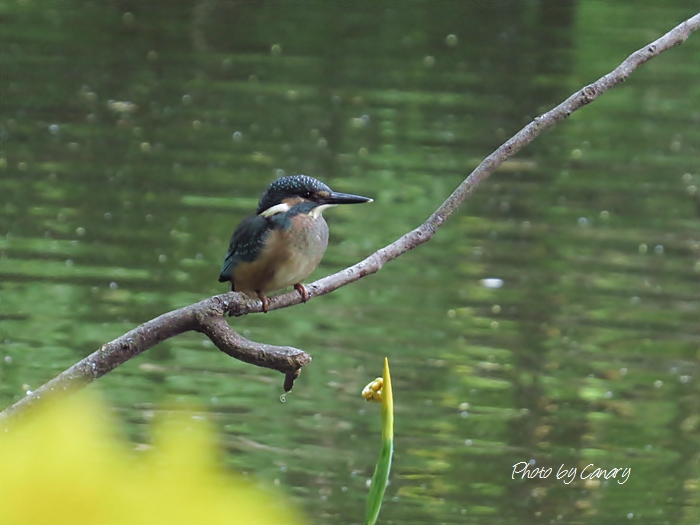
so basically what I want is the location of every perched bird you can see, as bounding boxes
[218,175,372,312]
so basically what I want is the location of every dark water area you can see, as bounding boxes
[1,2,699,524]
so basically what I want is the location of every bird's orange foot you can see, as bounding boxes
[294,283,309,303]
[256,291,270,313]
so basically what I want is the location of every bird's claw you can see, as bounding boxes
[256,291,270,313]
[294,283,309,303]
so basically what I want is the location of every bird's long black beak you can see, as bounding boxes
[325,191,373,205]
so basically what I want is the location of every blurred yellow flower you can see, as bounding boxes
[0,394,305,525]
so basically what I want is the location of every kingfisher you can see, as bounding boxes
[218,175,372,312]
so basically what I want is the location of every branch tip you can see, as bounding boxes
[283,369,301,392]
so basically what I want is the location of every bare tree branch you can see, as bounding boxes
[2,12,698,426]
[0,294,310,423]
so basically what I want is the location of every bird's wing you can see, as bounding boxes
[218,214,272,283]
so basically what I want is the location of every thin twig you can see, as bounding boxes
[1,12,698,426]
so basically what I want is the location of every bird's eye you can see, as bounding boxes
[302,191,313,199]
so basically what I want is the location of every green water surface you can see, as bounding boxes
[1,2,698,524]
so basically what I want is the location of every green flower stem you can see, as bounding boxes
[365,358,394,525]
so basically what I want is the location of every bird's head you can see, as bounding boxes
[257,175,372,218]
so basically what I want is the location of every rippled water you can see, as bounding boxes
[1,2,699,524]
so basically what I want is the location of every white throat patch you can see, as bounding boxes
[260,202,335,219]
[260,202,291,218]
[310,204,335,218]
